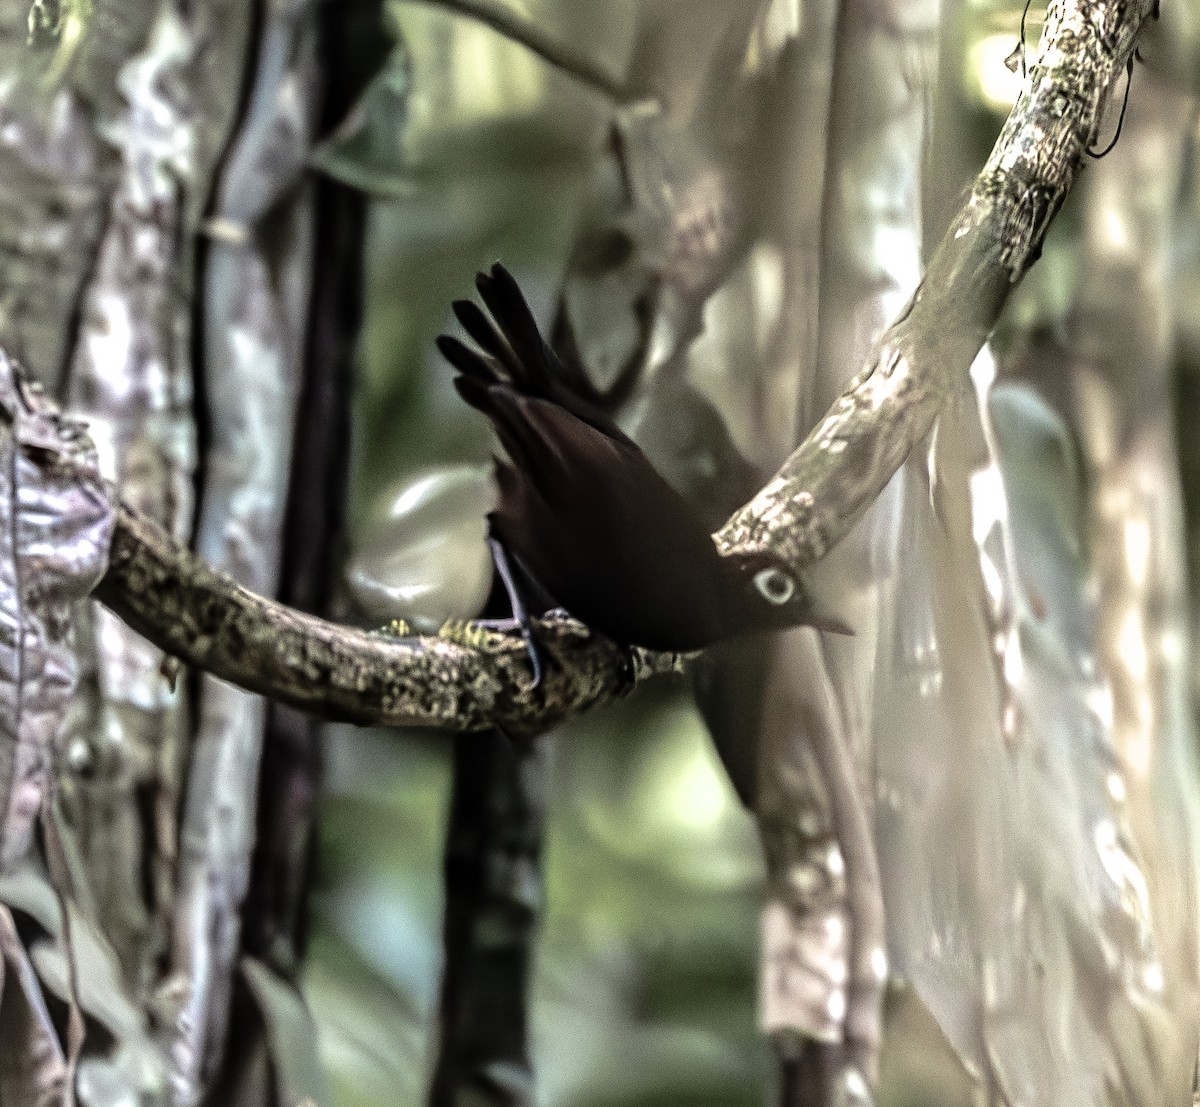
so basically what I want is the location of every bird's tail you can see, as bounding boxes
[437,333,496,389]
[439,263,633,445]
[441,265,549,393]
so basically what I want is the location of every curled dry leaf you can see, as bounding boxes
[0,345,114,872]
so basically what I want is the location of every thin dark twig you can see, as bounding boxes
[1087,56,1133,158]
[1020,0,1035,78]
[41,801,86,1100]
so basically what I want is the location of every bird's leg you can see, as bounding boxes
[487,537,544,688]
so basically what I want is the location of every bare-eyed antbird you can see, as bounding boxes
[437,264,842,679]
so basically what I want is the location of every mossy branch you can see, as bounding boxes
[94,501,686,735]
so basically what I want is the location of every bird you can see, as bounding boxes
[437,263,843,681]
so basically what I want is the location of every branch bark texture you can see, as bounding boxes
[94,502,685,734]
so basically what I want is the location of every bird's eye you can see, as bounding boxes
[753,566,795,606]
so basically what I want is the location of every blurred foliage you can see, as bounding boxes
[316,4,935,1107]
[308,683,770,1106]
[295,2,1200,1106]
[25,0,93,81]
[304,8,785,1099]
[3,0,1194,1103]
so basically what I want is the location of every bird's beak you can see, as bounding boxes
[807,613,855,636]
[800,571,855,636]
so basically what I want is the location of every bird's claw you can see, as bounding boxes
[522,626,544,690]
[472,617,543,687]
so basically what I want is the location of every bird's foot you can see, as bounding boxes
[472,617,544,688]
[435,618,544,689]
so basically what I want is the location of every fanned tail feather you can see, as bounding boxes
[438,263,634,444]
[476,266,554,390]
[437,334,502,388]
[449,368,495,412]
[449,298,523,383]
[481,265,606,406]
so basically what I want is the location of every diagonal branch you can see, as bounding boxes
[406,0,627,101]
[88,0,1153,737]
[716,0,1152,562]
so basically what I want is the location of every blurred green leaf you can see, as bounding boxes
[242,957,332,1107]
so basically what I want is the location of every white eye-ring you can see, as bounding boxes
[753,566,795,606]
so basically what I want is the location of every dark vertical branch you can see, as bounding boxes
[430,732,546,1107]
[245,0,389,973]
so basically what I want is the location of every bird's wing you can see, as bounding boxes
[489,388,719,557]
[487,455,539,546]
[479,386,581,488]
[458,379,629,519]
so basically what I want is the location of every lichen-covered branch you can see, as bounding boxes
[94,502,685,735]
[715,0,1155,564]
[87,0,1151,736]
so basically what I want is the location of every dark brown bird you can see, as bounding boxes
[438,264,840,678]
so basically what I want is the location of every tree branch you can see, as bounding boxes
[716,0,1154,563]
[86,0,1152,737]
[94,501,686,735]
[406,0,627,101]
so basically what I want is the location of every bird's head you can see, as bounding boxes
[721,550,852,636]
